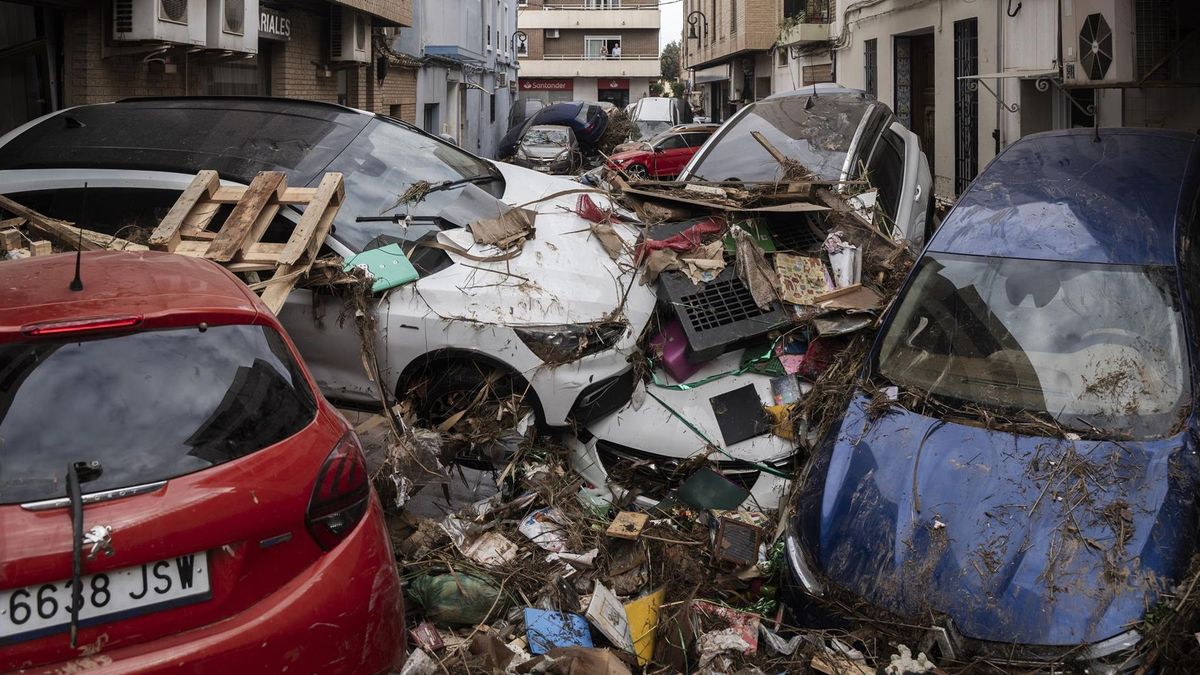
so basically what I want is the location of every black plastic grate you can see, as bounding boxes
[767,215,824,251]
[679,278,768,332]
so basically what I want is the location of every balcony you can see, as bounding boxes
[519,6,660,30]
[779,0,831,44]
[519,54,662,79]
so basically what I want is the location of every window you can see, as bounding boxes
[953,18,978,194]
[0,324,317,504]
[656,134,689,150]
[586,0,621,7]
[783,0,803,19]
[863,128,905,224]
[585,36,621,59]
[730,0,737,34]
[776,48,788,68]
[490,93,496,123]
[864,38,877,98]
[487,24,492,48]
[682,132,712,147]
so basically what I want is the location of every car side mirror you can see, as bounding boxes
[653,146,664,154]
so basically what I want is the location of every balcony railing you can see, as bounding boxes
[782,0,832,24]
[538,54,659,60]
[539,3,658,9]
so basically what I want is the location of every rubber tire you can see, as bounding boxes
[626,163,649,180]
[410,360,515,428]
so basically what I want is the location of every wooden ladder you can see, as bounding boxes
[147,170,344,313]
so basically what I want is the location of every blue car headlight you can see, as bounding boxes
[785,519,825,597]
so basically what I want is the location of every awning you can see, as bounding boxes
[692,64,729,85]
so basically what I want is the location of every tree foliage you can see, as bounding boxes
[660,41,681,80]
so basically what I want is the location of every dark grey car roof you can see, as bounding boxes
[0,97,374,186]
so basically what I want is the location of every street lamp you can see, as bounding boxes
[686,11,708,42]
[510,30,527,55]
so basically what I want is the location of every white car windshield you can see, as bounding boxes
[324,118,504,251]
[687,94,873,182]
[877,253,1190,439]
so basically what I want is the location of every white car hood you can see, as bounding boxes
[413,162,653,328]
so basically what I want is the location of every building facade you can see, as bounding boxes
[0,0,417,137]
[393,0,519,159]
[516,0,661,108]
[831,0,1200,199]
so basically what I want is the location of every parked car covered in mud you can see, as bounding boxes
[784,128,1200,670]
[512,125,582,175]
[497,101,608,159]
[0,98,653,452]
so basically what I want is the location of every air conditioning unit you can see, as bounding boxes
[206,0,256,53]
[545,29,560,39]
[1061,0,1133,85]
[497,72,508,87]
[112,0,206,45]
[330,6,370,63]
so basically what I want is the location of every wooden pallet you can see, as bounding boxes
[147,170,344,313]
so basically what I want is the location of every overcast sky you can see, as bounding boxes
[660,1,682,50]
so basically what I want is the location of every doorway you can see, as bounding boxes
[894,30,935,176]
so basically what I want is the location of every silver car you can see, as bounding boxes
[512,125,581,175]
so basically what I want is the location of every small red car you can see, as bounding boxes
[606,124,717,180]
[0,251,404,673]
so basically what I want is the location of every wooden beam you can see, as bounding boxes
[0,194,102,251]
[206,171,286,262]
[180,201,223,238]
[148,170,219,252]
[174,240,286,263]
[277,172,343,265]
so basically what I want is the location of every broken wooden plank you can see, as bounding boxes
[148,170,220,252]
[258,194,340,313]
[0,227,21,251]
[0,195,102,251]
[277,172,343,265]
[174,240,286,263]
[206,171,286,262]
[180,201,223,238]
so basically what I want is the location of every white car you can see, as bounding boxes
[0,98,654,433]
[571,85,934,509]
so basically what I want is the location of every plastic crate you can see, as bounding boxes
[657,265,791,363]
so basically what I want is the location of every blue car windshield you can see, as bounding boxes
[877,253,1190,439]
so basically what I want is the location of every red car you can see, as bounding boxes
[606,125,717,179]
[0,251,404,673]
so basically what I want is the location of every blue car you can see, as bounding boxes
[785,128,1200,670]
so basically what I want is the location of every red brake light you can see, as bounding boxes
[23,315,143,337]
[306,433,371,551]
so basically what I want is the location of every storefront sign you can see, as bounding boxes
[519,78,573,91]
[260,7,291,41]
[601,78,629,90]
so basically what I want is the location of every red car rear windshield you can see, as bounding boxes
[0,324,317,504]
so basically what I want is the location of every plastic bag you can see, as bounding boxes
[405,572,508,626]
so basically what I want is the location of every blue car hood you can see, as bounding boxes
[799,393,1199,646]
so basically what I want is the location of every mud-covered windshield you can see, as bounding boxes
[325,118,504,252]
[524,128,570,146]
[877,253,1189,439]
[685,94,873,182]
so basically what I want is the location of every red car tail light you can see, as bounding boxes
[306,433,371,551]
[22,315,143,337]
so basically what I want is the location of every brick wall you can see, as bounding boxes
[63,7,200,104]
[683,0,777,68]
[59,4,416,124]
[271,9,342,102]
[334,0,413,26]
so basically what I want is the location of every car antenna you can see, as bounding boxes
[69,183,86,292]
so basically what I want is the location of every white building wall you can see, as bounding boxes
[832,0,1000,199]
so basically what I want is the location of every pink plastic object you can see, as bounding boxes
[651,319,704,383]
